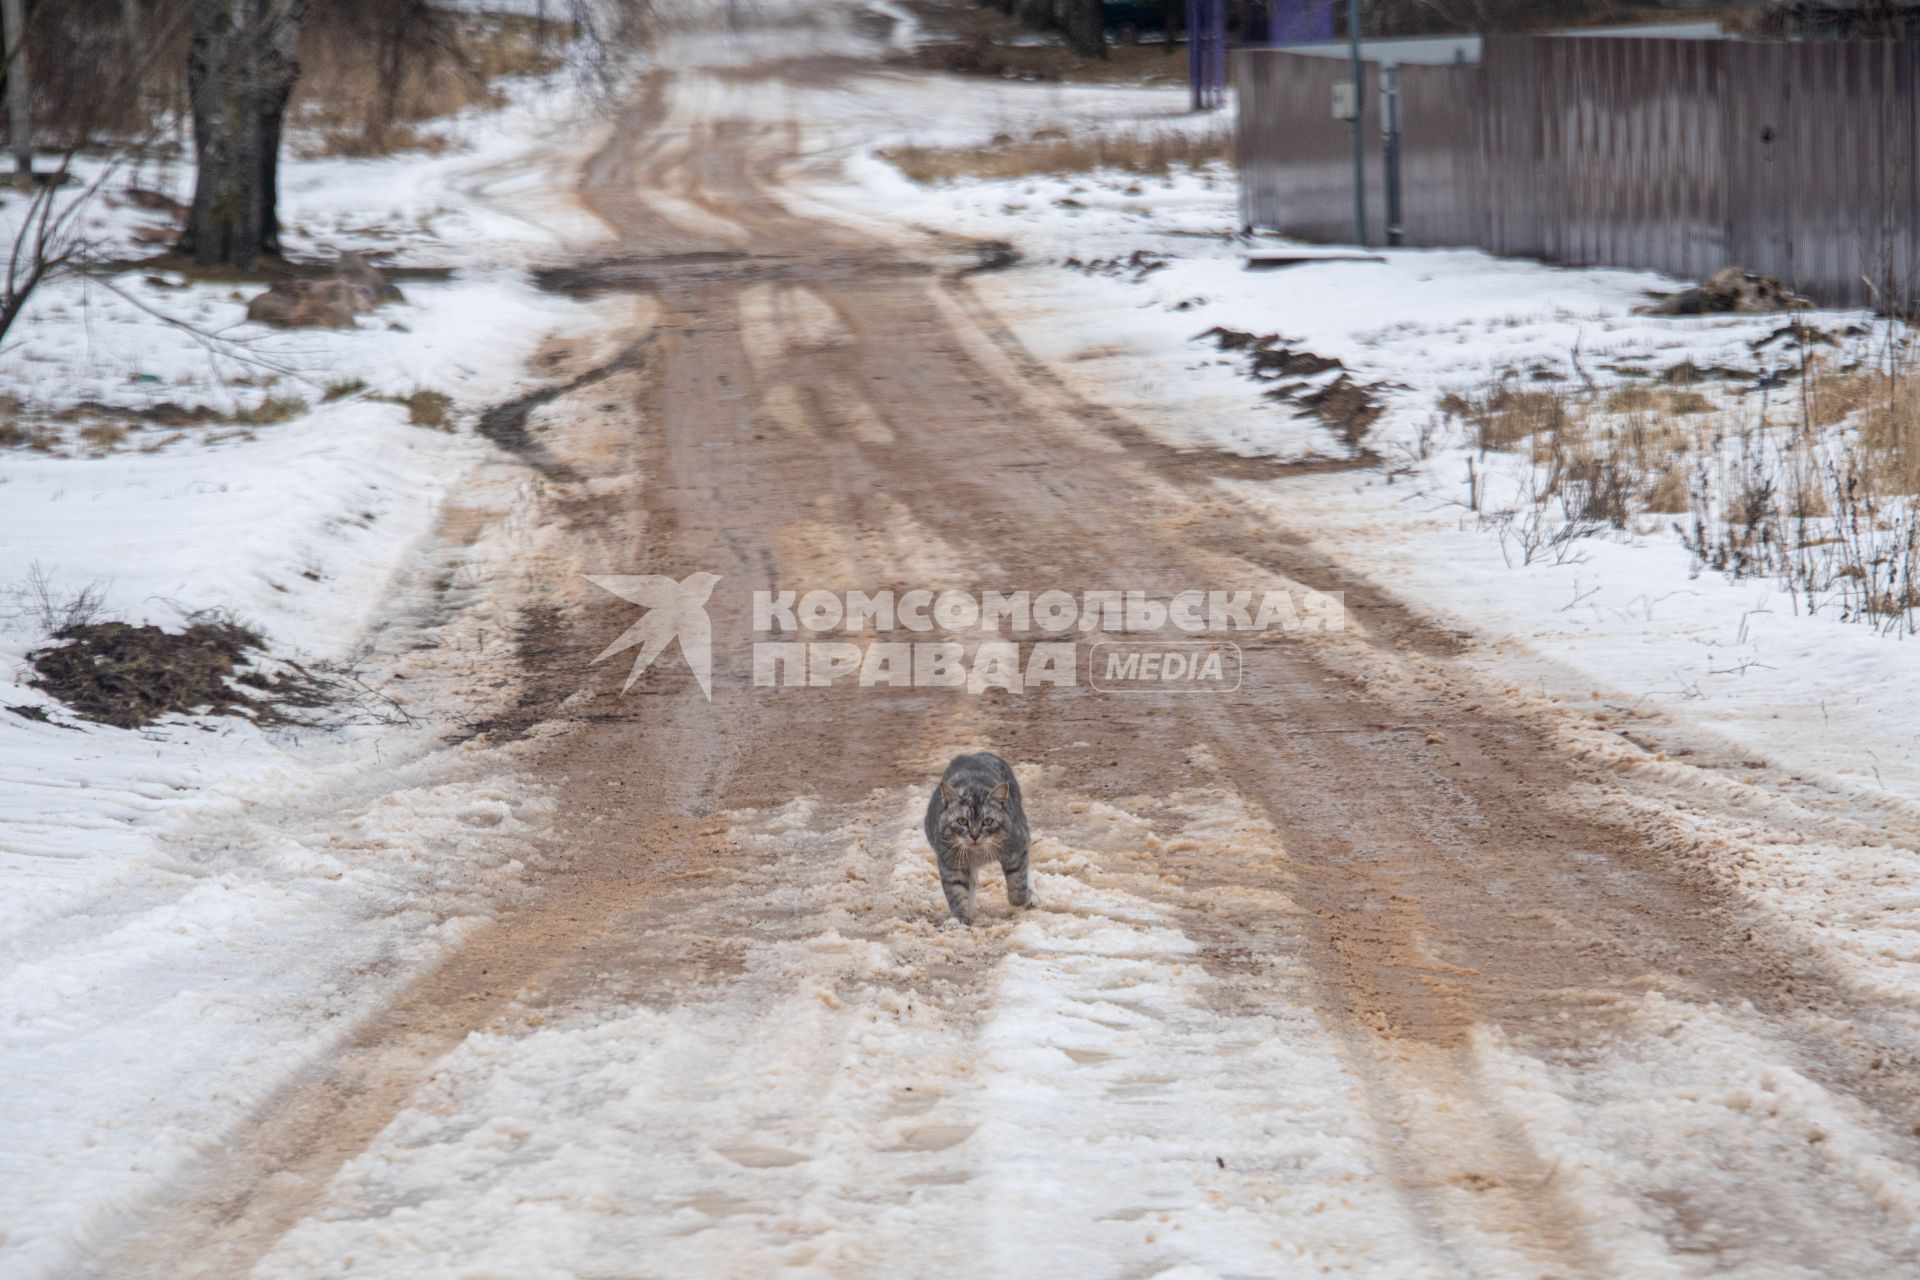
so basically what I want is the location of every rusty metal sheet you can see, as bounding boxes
[1236,33,1919,309]
[1233,49,1386,244]
[1478,36,1724,282]
[1393,61,1486,247]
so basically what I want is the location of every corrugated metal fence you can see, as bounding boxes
[1236,36,1920,308]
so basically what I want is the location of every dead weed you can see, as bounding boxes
[883,126,1227,184]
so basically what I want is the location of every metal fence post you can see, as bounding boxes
[1188,0,1201,111]
[1188,0,1226,113]
[1211,0,1228,109]
[1381,61,1402,246]
[1346,0,1366,244]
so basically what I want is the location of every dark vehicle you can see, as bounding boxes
[1103,0,1169,43]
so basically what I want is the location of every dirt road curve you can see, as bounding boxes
[106,26,1920,1280]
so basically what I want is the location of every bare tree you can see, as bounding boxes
[0,2,197,343]
[0,154,124,342]
[179,0,308,268]
[368,1,444,147]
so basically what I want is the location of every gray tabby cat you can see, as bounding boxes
[924,752,1033,925]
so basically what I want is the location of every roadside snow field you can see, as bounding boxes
[797,83,1920,819]
[0,66,612,1279]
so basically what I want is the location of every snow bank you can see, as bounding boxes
[0,63,610,1280]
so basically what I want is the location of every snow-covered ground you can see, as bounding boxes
[800,89,1920,819]
[11,4,1920,1275]
[198,45,1920,1276]
[247,777,1451,1279]
[0,62,614,1278]
[774,65,1920,1135]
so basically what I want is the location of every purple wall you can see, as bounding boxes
[1270,0,1334,44]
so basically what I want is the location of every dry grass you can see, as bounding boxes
[892,2,1190,85]
[1605,384,1659,413]
[5,562,109,635]
[1444,327,1920,628]
[1804,363,1880,428]
[902,35,1189,83]
[1440,384,1568,451]
[1644,464,1691,513]
[1774,351,1920,493]
[304,125,455,160]
[882,126,1229,184]
[1786,458,1831,519]
[293,11,567,158]
[403,389,454,430]
[233,396,309,426]
[1856,371,1920,494]
[77,422,130,452]
[0,1,575,151]
[0,420,61,452]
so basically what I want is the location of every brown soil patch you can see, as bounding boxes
[28,620,330,729]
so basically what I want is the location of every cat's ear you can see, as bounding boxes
[940,780,959,806]
[987,781,1009,804]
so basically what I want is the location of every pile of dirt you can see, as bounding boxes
[1293,374,1386,446]
[1198,326,1384,447]
[245,253,404,329]
[1202,326,1344,380]
[1749,320,1870,351]
[1660,359,1756,385]
[1642,266,1812,316]
[960,239,1019,276]
[1064,249,1168,282]
[27,619,329,729]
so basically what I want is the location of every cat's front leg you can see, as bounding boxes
[941,861,978,925]
[1001,847,1036,909]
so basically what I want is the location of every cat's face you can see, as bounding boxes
[939,779,1011,847]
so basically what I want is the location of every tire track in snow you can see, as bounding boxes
[101,26,1920,1276]
[246,772,1453,1278]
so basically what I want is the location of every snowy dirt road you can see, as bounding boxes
[86,16,1920,1280]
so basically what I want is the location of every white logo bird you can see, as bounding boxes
[586,572,722,699]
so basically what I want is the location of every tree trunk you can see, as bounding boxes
[2,0,32,180]
[180,0,308,269]
[1011,0,1050,31]
[1063,0,1107,57]
[370,2,436,149]
[119,0,147,125]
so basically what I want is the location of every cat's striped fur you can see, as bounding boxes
[924,752,1033,925]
